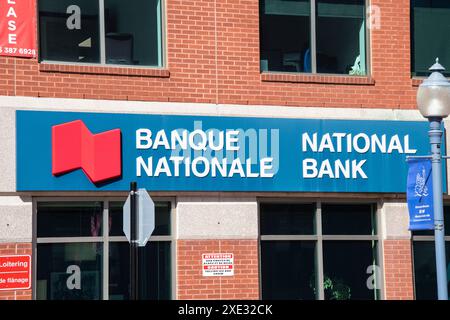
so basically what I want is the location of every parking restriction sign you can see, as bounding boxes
[202,253,234,277]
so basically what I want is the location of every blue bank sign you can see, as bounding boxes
[16,110,433,192]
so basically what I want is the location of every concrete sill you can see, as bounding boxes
[261,72,376,85]
[411,77,424,87]
[39,63,170,78]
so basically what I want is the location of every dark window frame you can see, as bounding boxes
[411,206,450,299]
[259,200,382,300]
[411,0,450,77]
[32,197,175,300]
[259,0,371,76]
[37,0,165,68]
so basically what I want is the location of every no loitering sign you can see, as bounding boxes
[0,255,31,290]
[202,253,234,277]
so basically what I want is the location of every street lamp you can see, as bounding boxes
[417,58,450,300]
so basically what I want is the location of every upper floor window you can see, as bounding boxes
[411,0,450,77]
[38,0,163,67]
[259,0,367,75]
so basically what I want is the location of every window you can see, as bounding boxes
[38,0,163,67]
[411,0,450,77]
[259,0,367,75]
[260,202,380,300]
[35,200,173,300]
[261,204,317,299]
[412,207,450,299]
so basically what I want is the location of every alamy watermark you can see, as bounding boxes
[66,265,81,290]
[367,5,381,30]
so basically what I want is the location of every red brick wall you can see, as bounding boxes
[0,0,421,109]
[0,243,32,300]
[177,240,259,299]
[0,241,418,300]
[383,240,414,300]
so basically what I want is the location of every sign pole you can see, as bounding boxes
[130,181,139,300]
[429,119,448,300]
[123,184,154,300]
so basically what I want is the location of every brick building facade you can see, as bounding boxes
[0,0,449,300]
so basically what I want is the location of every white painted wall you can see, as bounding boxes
[176,197,258,239]
[380,201,411,240]
[0,106,15,192]
[0,196,32,243]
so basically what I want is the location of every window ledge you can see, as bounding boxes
[39,63,170,78]
[413,76,450,87]
[261,72,375,85]
[412,77,425,87]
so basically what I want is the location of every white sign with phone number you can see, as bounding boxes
[0,46,36,56]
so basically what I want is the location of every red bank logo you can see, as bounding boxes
[52,120,122,184]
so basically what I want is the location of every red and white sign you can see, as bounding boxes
[202,253,234,277]
[0,255,31,290]
[0,0,37,58]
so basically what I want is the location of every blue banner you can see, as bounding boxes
[16,110,440,193]
[407,159,434,230]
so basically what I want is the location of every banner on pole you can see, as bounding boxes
[0,0,37,58]
[407,158,434,230]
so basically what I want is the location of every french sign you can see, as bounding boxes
[202,253,234,277]
[0,0,37,58]
[16,110,440,193]
[0,255,31,290]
